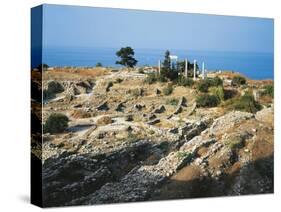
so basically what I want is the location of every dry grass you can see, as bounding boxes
[96,116,113,126]
[43,67,109,80]
[70,109,92,119]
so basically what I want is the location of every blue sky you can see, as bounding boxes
[42,4,274,53]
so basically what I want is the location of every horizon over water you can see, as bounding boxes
[42,47,274,80]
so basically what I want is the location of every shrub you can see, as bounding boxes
[144,73,158,84]
[96,116,113,125]
[262,84,274,98]
[196,94,220,107]
[232,75,247,86]
[197,80,210,93]
[71,110,92,119]
[131,88,143,98]
[115,78,123,83]
[209,86,225,101]
[127,132,140,143]
[176,151,193,162]
[224,89,238,100]
[177,76,194,87]
[158,74,168,82]
[162,85,173,95]
[166,98,179,106]
[44,113,69,134]
[138,68,144,74]
[232,93,262,113]
[197,77,223,93]
[225,135,244,150]
[209,77,223,87]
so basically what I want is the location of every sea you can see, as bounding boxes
[42,47,274,80]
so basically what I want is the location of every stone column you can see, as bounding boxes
[193,60,196,80]
[202,62,205,79]
[158,60,161,75]
[185,58,188,78]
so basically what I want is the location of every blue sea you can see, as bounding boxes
[43,47,273,80]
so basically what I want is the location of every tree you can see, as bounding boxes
[161,50,177,81]
[96,62,103,67]
[162,50,171,73]
[116,47,138,68]
[37,63,49,71]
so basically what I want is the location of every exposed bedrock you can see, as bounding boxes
[42,140,169,207]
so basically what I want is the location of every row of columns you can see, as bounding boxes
[158,59,206,80]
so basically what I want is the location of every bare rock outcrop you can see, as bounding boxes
[210,111,254,135]
[255,106,274,125]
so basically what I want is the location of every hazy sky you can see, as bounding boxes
[42,4,274,53]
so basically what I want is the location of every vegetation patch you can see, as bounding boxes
[115,78,123,83]
[261,84,274,98]
[232,75,247,86]
[96,116,113,126]
[44,113,69,134]
[127,132,141,143]
[166,98,179,106]
[144,73,158,84]
[95,62,103,67]
[232,93,262,113]
[224,135,244,150]
[209,86,225,101]
[177,76,194,87]
[197,77,223,93]
[130,88,143,98]
[196,94,220,107]
[71,110,92,119]
[176,152,193,162]
[162,84,174,96]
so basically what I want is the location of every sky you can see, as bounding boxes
[42,4,274,53]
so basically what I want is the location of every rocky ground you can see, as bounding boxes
[32,67,274,207]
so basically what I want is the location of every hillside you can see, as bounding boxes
[31,67,273,207]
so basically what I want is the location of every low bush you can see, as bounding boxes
[225,135,244,150]
[209,77,223,87]
[224,89,238,100]
[209,86,225,101]
[138,68,144,74]
[166,98,179,106]
[162,85,173,95]
[176,151,193,162]
[197,77,223,93]
[115,78,123,83]
[96,116,113,125]
[144,73,158,84]
[197,80,210,93]
[177,76,194,87]
[44,113,69,134]
[131,88,143,98]
[262,84,274,98]
[196,94,220,107]
[232,75,247,86]
[232,93,262,113]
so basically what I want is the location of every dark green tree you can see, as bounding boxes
[116,47,138,68]
[162,50,171,73]
[95,62,103,67]
[37,63,49,71]
[161,50,177,81]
